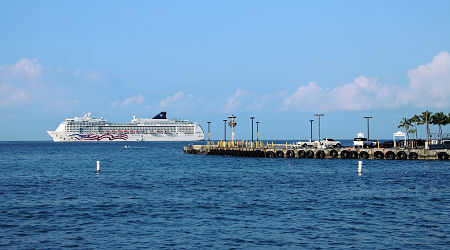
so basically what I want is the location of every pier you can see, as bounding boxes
[184,141,450,160]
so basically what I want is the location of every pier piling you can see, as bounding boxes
[184,142,449,161]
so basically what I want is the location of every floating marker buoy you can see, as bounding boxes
[96,161,100,173]
[358,161,362,174]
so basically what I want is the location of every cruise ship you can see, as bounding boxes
[47,112,205,142]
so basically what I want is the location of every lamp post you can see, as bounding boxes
[207,121,211,142]
[309,119,314,142]
[223,119,227,141]
[227,115,237,142]
[364,116,372,140]
[250,116,255,142]
[256,121,260,141]
[314,114,324,147]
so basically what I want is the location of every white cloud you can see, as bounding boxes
[160,91,184,108]
[403,51,450,108]
[0,91,27,107]
[113,94,145,107]
[46,98,80,108]
[73,70,103,81]
[282,82,327,111]
[84,70,102,81]
[282,51,450,111]
[282,77,401,112]
[0,58,43,81]
[224,89,246,112]
[0,58,43,107]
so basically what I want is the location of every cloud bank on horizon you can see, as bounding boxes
[283,51,450,111]
[1,51,449,113]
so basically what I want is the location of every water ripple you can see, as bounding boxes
[0,141,449,248]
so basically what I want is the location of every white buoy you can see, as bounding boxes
[96,161,100,173]
[358,160,362,174]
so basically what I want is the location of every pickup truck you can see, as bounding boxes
[321,138,341,148]
[297,138,341,148]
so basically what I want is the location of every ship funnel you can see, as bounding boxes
[153,112,167,119]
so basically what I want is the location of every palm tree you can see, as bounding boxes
[408,128,416,147]
[398,117,411,141]
[419,110,432,143]
[409,115,420,140]
[431,112,448,142]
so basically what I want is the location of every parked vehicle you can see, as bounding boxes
[321,138,341,148]
[296,140,317,148]
[353,133,377,148]
[381,141,395,148]
[429,139,450,149]
[297,138,341,148]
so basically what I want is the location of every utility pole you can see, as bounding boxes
[314,114,324,147]
[256,121,260,141]
[364,116,372,140]
[207,121,211,142]
[250,116,255,142]
[223,119,227,141]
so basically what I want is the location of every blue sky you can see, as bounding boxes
[1,0,449,140]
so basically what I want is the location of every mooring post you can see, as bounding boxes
[358,161,362,174]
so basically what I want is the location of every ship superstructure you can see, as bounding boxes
[47,112,204,142]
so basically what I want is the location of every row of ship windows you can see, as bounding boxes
[65,129,194,133]
[65,132,194,135]
[66,126,193,130]
[67,123,190,126]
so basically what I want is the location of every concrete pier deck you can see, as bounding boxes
[184,142,450,160]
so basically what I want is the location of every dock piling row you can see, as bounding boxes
[184,141,450,160]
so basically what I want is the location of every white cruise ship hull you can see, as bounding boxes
[47,131,204,142]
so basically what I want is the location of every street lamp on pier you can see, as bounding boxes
[223,119,227,141]
[250,116,255,142]
[256,121,260,141]
[314,114,324,147]
[309,119,314,142]
[227,115,237,142]
[364,116,372,140]
[207,121,211,142]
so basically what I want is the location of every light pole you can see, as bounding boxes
[256,121,260,141]
[228,115,237,142]
[364,116,372,140]
[207,121,211,142]
[314,114,324,147]
[250,116,255,142]
[223,119,227,141]
[309,119,314,142]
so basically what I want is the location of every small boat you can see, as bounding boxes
[124,145,131,149]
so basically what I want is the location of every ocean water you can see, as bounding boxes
[0,141,449,249]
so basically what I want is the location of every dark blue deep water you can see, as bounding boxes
[1,141,449,249]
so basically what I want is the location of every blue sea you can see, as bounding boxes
[1,141,449,249]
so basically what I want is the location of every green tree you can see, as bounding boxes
[431,112,448,142]
[419,110,432,142]
[398,117,411,140]
[408,114,420,140]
